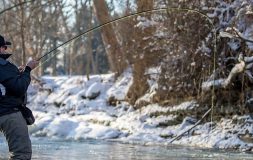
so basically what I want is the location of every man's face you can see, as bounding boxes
[0,46,7,54]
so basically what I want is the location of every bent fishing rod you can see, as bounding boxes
[36,7,217,62]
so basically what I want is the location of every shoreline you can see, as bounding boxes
[27,75,253,152]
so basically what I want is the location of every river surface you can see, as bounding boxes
[0,137,252,160]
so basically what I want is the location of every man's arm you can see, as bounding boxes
[2,59,38,97]
[3,66,31,97]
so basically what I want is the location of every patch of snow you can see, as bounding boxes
[136,16,157,29]
[85,82,102,99]
[106,68,133,101]
[169,101,198,112]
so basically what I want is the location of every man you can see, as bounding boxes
[0,35,38,160]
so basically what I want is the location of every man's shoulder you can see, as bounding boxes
[0,59,18,76]
[0,58,8,65]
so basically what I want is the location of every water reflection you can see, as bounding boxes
[0,137,253,160]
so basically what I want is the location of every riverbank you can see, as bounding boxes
[27,70,253,152]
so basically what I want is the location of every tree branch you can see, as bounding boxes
[202,58,245,91]
[169,108,212,143]
[232,27,253,44]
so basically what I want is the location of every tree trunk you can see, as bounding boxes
[52,37,57,76]
[19,0,26,65]
[93,0,126,74]
[86,5,93,80]
[68,42,74,75]
[126,0,155,106]
[136,0,154,12]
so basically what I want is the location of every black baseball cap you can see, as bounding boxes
[0,35,11,47]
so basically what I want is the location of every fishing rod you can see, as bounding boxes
[36,7,217,62]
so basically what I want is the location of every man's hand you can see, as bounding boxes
[26,59,39,70]
[18,65,25,72]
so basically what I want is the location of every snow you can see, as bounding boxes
[228,40,240,51]
[136,16,157,29]
[169,101,198,112]
[85,82,102,99]
[243,24,253,50]
[26,70,253,151]
[106,68,133,101]
[201,79,226,91]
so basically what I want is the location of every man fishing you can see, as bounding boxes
[0,35,38,160]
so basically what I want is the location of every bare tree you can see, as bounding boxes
[93,0,126,74]
[17,0,26,65]
[126,0,155,106]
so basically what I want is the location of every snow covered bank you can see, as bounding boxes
[27,69,253,151]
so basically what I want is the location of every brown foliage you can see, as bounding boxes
[122,9,213,107]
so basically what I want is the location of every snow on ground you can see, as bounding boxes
[27,68,253,151]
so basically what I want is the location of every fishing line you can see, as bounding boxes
[34,40,74,72]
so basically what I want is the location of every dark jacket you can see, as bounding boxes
[0,57,31,116]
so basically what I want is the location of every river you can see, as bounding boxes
[0,137,252,160]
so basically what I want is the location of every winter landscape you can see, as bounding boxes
[1,0,253,159]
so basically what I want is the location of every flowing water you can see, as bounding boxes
[0,137,252,160]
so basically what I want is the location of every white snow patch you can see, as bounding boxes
[106,68,133,101]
